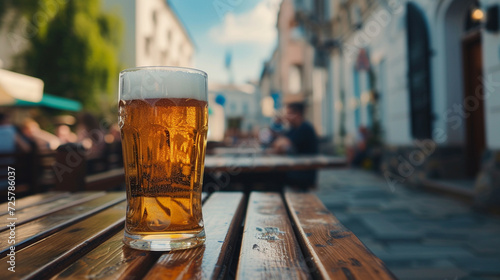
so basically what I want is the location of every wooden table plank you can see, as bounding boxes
[237,192,311,280]
[51,192,244,280]
[85,169,125,191]
[0,192,125,257]
[145,192,246,280]
[0,192,70,215]
[0,192,106,230]
[50,230,161,280]
[212,147,264,155]
[204,155,347,173]
[0,202,126,280]
[80,155,347,186]
[284,191,396,280]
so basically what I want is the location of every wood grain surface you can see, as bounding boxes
[0,192,69,215]
[0,201,126,280]
[51,230,161,280]
[144,192,246,280]
[236,192,311,280]
[0,192,106,229]
[79,155,347,182]
[0,192,125,257]
[284,191,396,280]
[0,189,394,280]
[85,169,126,191]
[205,155,347,173]
[50,192,213,280]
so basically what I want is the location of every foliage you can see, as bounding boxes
[2,0,123,112]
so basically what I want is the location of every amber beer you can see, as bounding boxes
[119,67,208,251]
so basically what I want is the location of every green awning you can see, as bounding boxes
[14,93,82,111]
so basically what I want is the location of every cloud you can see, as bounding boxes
[209,0,280,45]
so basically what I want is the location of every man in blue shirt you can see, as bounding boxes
[272,102,318,189]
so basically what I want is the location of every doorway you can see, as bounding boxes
[406,3,433,139]
[462,31,485,176]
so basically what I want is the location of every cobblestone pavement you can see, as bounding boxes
[316,169,500,280]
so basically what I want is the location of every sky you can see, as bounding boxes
[169,0,281,85]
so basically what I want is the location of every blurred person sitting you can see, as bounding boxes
[56,124,77,144]
[76,112,106,173]
[105,123,121,144]
[272,102,318,155]
[259,116,285,147]
[0,113,35,190]
[350,126,369,167]
[104,123,123,168]
[0,113,31,154]
[272,102,318,189]
[21,118,60,154]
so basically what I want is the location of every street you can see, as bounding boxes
[317,169,500,280]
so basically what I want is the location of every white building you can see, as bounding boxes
[318,0,500,183]
[208,83,260,141]
[102,0,194,68]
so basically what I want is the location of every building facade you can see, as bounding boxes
[264,0,500,200]
[103,0,194,68]
[208,83,260,142]
[260,0,330,136]
[297,0,500,198]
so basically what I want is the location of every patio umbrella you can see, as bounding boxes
[0,69,44,105]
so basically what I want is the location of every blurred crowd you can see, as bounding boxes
[0,111,122,174]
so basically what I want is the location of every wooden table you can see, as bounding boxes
[71,155,346,192]
[203,155,347,191]
[0,190,394,280]
[211,147,264,156]
[204,155,347,173]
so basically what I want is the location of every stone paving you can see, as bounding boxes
[315,169,500,280]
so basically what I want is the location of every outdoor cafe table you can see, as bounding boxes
[81,155,346,192]
[204,155,347,173]
[0,190,394,279]
[203,155,347,191]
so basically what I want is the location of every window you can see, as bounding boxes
[407,3,432,139]
[353,69,361,128]
[350,5,362,29]
[314,0,326,21]
[231,102,237,114]
[243,103,248,114]
[145,37,152,56]
[152,11,158,28]
[288,65,302,94]
[161,51,167,64]
[295,0,304,10]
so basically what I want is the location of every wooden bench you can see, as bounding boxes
[0,190,394,279]
[0,152,56,198]
[0,142,124,199]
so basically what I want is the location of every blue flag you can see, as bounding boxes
[225,50,232,70]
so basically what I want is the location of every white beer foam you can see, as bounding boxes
[119,67,207,101]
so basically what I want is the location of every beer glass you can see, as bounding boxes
[119,67,208,251]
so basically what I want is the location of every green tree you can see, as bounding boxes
[1,0,123,112]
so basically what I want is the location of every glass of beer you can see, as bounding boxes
[118,66,208,251]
